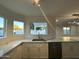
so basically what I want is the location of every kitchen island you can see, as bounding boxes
[0,38,79,59]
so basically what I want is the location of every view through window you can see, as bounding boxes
[13,21,24,35]
[30,22,48,35]
[63,27,70,35]
[0,17,5,38]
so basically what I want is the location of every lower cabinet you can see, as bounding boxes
[22,42,48,59]
[4,42,48,59]
[4,44,23,59]
[40,43,48,58]
[62,42,79,59]
[5,42,79,59]
[62,42,73,58]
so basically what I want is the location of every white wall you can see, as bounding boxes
[0,4,25,45]
[0,4,56,45]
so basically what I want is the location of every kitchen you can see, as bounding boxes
[0,0,79,59]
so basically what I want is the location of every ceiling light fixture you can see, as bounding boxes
[32,0,40,6]
[32,0,55,30]
[56,19,59,22]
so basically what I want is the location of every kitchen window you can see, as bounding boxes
[63,27,70,35]
[13,21,24,35]
[30,22,48,35]
[0,17,6,38]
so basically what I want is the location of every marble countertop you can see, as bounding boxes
[0,38,79,57]
[0,40,22,57]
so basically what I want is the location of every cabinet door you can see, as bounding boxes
[22,43,40,59]
[4,45,22,59]
[72,42,79,58]
[62,42,74,58]
[6,48,17,59]
[22,43,30,59]
[29,43,40,58]
[22,42,48,59]
[14,45,22,59]
[40,43,48,58]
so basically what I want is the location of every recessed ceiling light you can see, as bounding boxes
[37,4,40,6]
[56,19,59,22]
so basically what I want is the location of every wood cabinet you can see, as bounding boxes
[4,44,23,59]
[22,42,48,59]
[70,42,79,58]
[62,42,73,58]
[40,43,48,58]
[3,42,48,59]
[4,42,79,59]
[62,42,79,58]
[3,42,63,59]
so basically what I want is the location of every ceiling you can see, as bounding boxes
[0,0,79,19]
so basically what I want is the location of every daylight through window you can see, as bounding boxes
[31,22,48,35]
[0,17,5,38]
[13,21,24,35]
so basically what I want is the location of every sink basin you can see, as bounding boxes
[32,39,46,41]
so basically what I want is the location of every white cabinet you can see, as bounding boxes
[22,43,40,58]
[22,42,48,59]
[3,42,48,59]
[40,43,48,58]
[71,42,79,58]
[62,42,73,58]
[62,42,79,58]
[4,45,22,59]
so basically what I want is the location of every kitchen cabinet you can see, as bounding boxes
[2,41,79,59]
[40,43,48,58]
[62,42,79,58]
[3,42,48,59]
[71,42,79,58]
[22,42,48,59]
[62,42,73,58]
[0,56,10,59]
[4,44,22,59]
[2,42,62,59]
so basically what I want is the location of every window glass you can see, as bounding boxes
[63,27,70,35]
[13,21,24,35]
[0,17,5,38]
[31,22,48,35]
